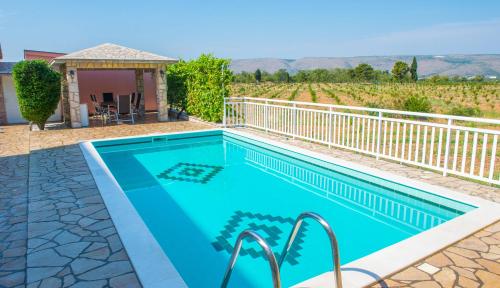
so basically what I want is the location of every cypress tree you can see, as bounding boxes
[410,56,418,81]
[255,69,262,83]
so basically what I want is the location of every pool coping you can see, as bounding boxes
[79,128,500,288]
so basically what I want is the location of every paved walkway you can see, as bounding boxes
[1,121,210,288]
[0,123,499,287]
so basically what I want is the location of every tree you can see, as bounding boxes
[353,63,375,81]
[274,69,290,83]
[167,54,232,122]
[12,60,61,130]
[254,69,262,83]
[392,61,410,82]
[410,57,418,81]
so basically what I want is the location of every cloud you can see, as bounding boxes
[334,19,500,56]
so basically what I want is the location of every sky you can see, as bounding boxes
[1,0,500,61]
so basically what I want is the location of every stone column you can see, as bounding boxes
[135,69,145,117]
[60,64,71,127]
[155,66,168,121]
[66,67,81,128]
[0,76,7,125]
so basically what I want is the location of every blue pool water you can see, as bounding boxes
[94,130,474,288]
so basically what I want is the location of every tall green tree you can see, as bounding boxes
[12,60,61,130]
[392,61,410,82]
[254,69,262,83]
[410,56,418,81]
[274,69,290,82]
[353,63,375,81]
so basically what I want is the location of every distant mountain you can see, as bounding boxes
[230,55,500,78]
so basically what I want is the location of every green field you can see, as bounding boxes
[231,82,500,119]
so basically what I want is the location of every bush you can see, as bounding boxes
[167,60,189,116]
[167,54,232,122]
[403,94,432,113]
[12,60,61,130]
[449,105,482,117]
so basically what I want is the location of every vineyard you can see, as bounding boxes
[230,82,500,119]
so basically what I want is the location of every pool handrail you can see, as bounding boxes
[221,229,281,288]
[278,212,343,288]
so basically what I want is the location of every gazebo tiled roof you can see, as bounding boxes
[52,43,177,64]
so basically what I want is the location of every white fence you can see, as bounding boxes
[224,97,500,185]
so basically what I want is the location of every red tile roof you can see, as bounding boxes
[24,50,66,61]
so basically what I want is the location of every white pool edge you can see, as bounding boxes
[80,141,188,288]
[79,128,500,288]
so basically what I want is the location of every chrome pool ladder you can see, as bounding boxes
[279,212,343,288]
[221,230,281,288]
[220,212,343,288]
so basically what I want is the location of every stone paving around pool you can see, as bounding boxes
[0,122,499,288]
[1,121,210,288]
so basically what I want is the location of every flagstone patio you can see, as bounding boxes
[0,122,499,288]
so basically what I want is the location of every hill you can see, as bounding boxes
[230,54,500,78]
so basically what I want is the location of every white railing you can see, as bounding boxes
[224,97,500,185]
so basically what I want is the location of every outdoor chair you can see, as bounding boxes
[114,94,135,124]
[90,94,109,125]
[102,92,114,104]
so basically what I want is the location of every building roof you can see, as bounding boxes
[52,43,177,64]
[0,62,16,74]
[24,50,66,61]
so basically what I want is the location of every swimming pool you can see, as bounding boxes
[81,129,499,288]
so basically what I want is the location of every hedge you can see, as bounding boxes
[167,54,232,122]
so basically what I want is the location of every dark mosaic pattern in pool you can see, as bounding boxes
[212,210,308,265]
[157,162,223,184]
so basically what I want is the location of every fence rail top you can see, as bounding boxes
[226,97,500,125]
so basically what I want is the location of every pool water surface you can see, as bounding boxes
[94,131,474,287]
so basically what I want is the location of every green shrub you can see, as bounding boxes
[12,60,61,130]
[167,54,232,122]
[403,94,432,113]
[167,60,189,116]
[449,105,482,117]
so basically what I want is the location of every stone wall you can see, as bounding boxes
[155,68,168,121]
[60,65,71,127]
[67,67,82,128]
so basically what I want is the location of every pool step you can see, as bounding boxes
[220,212,343,288]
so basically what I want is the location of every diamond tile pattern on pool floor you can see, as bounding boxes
[212,210,308,265]
[157,162,223,184]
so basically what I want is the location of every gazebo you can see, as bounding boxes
[51,43,178,128]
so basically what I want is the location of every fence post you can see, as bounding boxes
[292,103,297,139]
[376,111,382,159]
[242,98,246,127]
[223,97,227,128]
[443,118,453,176]
[328,107,333,148]
[264,99,269,133]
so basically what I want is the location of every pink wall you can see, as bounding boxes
[78,70,157,114]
